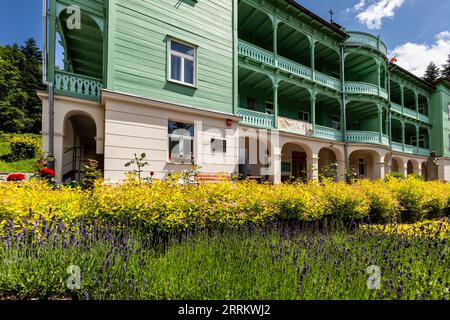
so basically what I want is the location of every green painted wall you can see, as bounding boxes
[107,0,234,114]
[430,83,450,156]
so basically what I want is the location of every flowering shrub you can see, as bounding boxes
[0,177,449,235]
[6,173,26,182]
[39,167,56,177]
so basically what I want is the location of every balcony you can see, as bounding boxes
[345,82,388,100]
[345,31,388,56]
[390,141,430,156]
[314,126,343,141]
[390,103,430,123]
[404,107,417,119]
[403,144,417,154]
[55,71,103,100]
[237,108,275,129]
[419,148,431,157]
[391,141,403,152]
[418,114,430,123]
[346,131,390,146]
[238,40,341,92]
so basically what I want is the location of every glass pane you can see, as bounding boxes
[184,59,194,84]
[169,138,181,159]
[171,41,194,56]
[168,121,194,136]
[171,55,181,81]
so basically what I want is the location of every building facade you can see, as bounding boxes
[39,0,450,183]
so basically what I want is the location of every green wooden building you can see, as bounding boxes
[39,0,450,183]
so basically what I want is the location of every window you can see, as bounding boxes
[411,135,425,148]
[247,97,258,111]
[418,104,425,114]
[358,158,366,176]
[332,114,341,130]
[265,102,274,115]
[211,138,227,153]
[299,111,310,122]
[168,121,194,163]
[169,39,196,86]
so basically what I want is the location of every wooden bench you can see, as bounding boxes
[196,173,231,183]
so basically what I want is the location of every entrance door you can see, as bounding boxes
[292,151,307,181]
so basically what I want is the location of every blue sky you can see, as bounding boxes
[1,0,449,76]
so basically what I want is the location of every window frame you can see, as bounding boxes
[299,111,310,123]
[211,138,227,153]
[410,135,425,147]
[332,114,341,130]
[358,158,366,176]
[265,101,274,115]
[167,38,197,88]
[247,97,259,111]
[167,120,195,164]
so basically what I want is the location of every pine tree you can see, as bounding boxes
[423,62,440,83]
[20,38,44,133]
[442,53,450,79]
[0,39,43,133]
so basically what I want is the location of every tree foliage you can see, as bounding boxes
[0,38,43,134]
[442,53,450,80]
[422,62,440,83]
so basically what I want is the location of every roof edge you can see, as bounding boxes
[390,64,436,91]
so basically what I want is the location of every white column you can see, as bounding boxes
[374,161,385,180]
[270,134,282,184]
[401,163,408,177]
[272,152,282,184]
[337,160,346,181]
[311,155,319,181]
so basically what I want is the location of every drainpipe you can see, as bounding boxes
[42,0,55,168]
[341,45,349,177]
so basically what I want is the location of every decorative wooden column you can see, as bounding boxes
[311,93,316,131]
[415,92,419,119]
[273,83,279,129]
[401,121,405,152]
[378,105,383,143]
[415,124,420,154]
[310,38,315,81]
[273,16,278,68]
[377,62,381,96]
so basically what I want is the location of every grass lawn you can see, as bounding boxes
[0,135,39,173]
[0,220,448,300]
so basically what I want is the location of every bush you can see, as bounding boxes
[0,179,449,235]
[384,172,405,181]
[322,181,370,221]
[355,180,401,223]
[9,135,40,161]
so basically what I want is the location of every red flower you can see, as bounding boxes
[40,167,56,177]
[6,173,26,182]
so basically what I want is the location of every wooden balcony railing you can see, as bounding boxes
[55,71,103,100]
[345,31,388,56]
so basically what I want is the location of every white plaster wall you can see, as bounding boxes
[103,99,239,183]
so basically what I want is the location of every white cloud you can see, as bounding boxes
[345,0,366,13]
[345,0,405,29]
[390,31,450,77]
